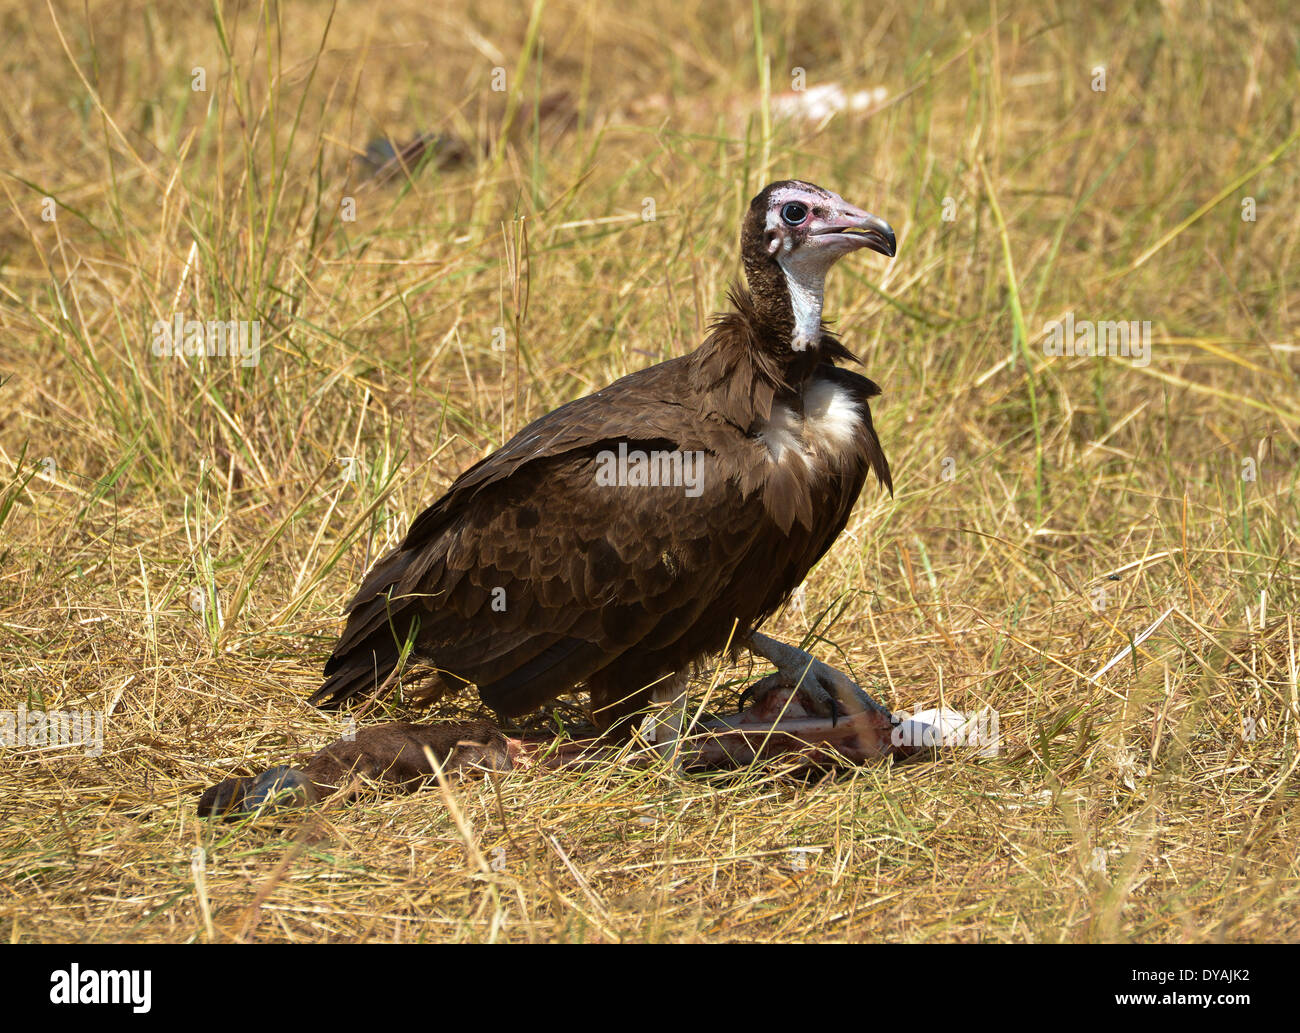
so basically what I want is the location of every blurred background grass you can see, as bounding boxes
[0,0,1297,942]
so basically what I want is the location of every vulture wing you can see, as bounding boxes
[313,359,750,717]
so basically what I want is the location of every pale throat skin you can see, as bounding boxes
[769,223,835,353]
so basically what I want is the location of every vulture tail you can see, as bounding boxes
[310,638,405,708]
[311,605,426,708]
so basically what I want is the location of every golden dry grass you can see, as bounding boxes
[1,0,1298,942]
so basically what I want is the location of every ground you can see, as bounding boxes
[1,0,1297,942]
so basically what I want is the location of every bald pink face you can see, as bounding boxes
[751,181,896,350]
[759,181,896,265]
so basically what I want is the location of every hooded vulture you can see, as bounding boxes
[314,180,894,732]
[201,180,898,815]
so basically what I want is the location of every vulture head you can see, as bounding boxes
[740,180,896,352]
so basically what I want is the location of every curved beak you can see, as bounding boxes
[813,205,896,258]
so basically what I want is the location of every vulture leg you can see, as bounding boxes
[745,631,891,721]
[638,671,690,766]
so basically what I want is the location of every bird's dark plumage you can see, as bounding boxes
[312,180,895,735]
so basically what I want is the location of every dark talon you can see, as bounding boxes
[737,682,761,714]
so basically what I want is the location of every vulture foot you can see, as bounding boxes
[745,631,891,722]
[693,676,911,767]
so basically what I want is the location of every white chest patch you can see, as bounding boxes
[802,379,862,455]
[755,380,862,466]
[757,403,803,462]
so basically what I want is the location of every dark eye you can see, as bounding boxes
[780,202,808,226]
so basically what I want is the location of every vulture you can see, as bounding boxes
[201,180,898,815]
[314,180,894,733]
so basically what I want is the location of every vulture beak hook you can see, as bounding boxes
[814,206,897,258]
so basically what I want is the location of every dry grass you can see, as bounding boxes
[1,0,1298,942]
